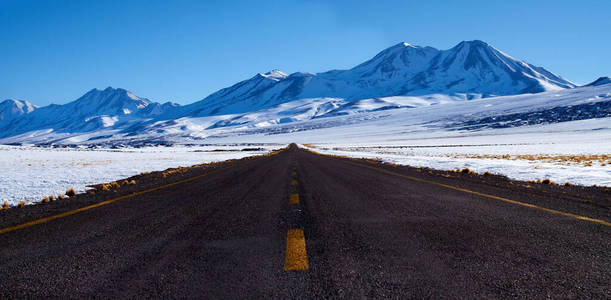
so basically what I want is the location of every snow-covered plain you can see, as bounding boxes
[1,83,609,206]
[0,145,279,207]
[203,85,611,188]
[300,118,611,187]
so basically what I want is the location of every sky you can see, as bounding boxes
[1,0,610,106]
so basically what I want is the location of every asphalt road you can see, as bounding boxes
[1,144,609,298]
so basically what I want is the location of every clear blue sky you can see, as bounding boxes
[1,0,609,106]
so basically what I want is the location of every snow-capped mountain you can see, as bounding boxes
[0,99,37,123]
[166,40,575,117]
[0,40,593,145]
[0,87,179,139]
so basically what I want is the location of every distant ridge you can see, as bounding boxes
[585,77,611,87]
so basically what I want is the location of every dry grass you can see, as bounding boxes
[461,168,476,175]
[109,181,121,189]
[483,171,492,176]
[17,201,25,208]
[48,195,55,201]
[529,178,557,185]
[57,194,66,200]
[447,153,610,167]
[66,188,76,197]
[2,201,9,210]
[42,196,49,203]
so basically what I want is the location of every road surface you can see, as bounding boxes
[1,145,609,298]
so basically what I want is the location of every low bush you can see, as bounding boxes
[66,188,76,197]
[461,168,476,175]
[2,201,9,210]
[17,201,25,208]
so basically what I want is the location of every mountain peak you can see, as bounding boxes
[462,39,489,45]
[259,69,288,81]
[72,87,152,112]
[0,99,37,122]
[393,42,416,48]
[585,76,611,87]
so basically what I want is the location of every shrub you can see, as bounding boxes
[483,171,492,176]
[48,195,55,201]
[541,179,555,185]
[42,197,49,203]
[57,194,65,200]
[461,168,476,175]
[110,181,121,189]
[66,188,76,197]
[128,180,136,185]
[564,182,572,187]
[100,184,111,191]
[17,201,25,208]
[2,201,8,210]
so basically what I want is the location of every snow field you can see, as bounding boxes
[0,145,280,207]
[300,121,611,187]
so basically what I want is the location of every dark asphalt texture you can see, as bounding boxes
[1,145,609,298]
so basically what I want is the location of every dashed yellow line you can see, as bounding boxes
[291,171,297,177]
[0,165,235,235]
[345,161,611,227]
[291,179,298,186]
[284,229,309,271]
[289,193,300,205]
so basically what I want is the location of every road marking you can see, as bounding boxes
[291,171,297,177]
[291,179,298,186]
[344,161,611,227]
[289,193,299,204]
[0,165,235,235]
[284,229,309,271]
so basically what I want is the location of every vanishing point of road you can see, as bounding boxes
[1,144,609,298]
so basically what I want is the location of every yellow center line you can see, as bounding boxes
[289,193,299,204]
[0,165,235,235]
[343,160,611,227]
[284,229,309,271]
[291,171,297,177]
[290,179,298,186]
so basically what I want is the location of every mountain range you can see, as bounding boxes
[166,40,575,117]
[0,40,607,145]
